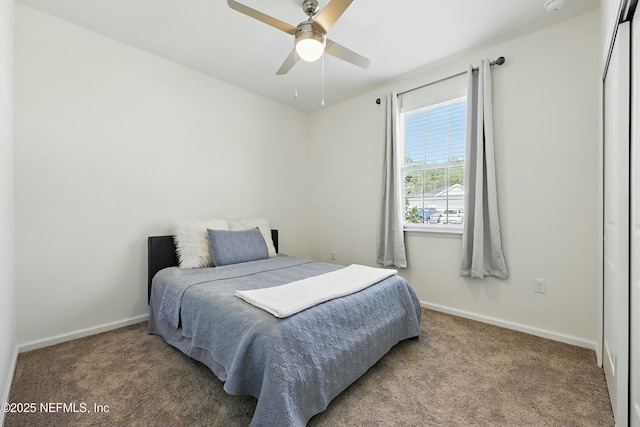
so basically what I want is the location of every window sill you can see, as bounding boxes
[403,225,463,238]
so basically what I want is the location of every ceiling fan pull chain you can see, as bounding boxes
[321,54,325,107]
[294,50,299,98]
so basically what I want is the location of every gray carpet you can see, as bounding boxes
[5,309,614,427]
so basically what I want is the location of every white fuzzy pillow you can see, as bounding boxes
[228,218,277,257]
[174,219,229,268]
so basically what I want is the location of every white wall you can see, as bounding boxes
[0,0,15,420]
[13,3,604,353]
[14,4,311,344]
[308,11,601,348]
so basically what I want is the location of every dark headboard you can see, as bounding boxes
[147,229,279,302]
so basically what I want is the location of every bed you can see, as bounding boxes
[147,229,422,427]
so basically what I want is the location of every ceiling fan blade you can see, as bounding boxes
[314,0,353,33]
[325,39,370,69]
[227,0,297,35]
[276,49,300,75]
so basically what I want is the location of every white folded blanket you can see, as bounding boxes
[235,264,397,318]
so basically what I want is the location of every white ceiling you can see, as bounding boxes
[17,0,600,113]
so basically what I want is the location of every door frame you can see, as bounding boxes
[603,20,631,427]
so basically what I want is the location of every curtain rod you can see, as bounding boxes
[375,56,505,104]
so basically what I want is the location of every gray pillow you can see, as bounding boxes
[207,227,269,266]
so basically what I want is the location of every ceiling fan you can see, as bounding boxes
[227,0,370,75]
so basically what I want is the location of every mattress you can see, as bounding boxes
[148,255,421,426]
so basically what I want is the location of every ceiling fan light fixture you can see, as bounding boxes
[227,0,370,75]
[295,22,325,62]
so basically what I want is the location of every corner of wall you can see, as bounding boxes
[0,0,16,419]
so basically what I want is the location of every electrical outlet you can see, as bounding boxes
[331,251,336,261]
[534,278,547,294]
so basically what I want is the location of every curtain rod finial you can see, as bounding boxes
[494,56,505,65]
[376,98,381,105]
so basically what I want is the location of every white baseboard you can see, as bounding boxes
[421,301,598,353]
[2,313,149,424]
[1,345,19,426]
[595,341,603,368]
[17,314,149,353]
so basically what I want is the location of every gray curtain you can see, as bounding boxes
[376,91,407,268]
[460,60,508,279]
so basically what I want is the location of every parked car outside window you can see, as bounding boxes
[417,207,437,223]
[427,210,443,224]
[439,209,464,224]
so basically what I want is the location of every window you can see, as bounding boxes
[400,96,467,230]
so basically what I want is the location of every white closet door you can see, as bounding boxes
[630,14,640,427]
[604,20,630,427]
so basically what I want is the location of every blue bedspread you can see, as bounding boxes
[150,255,421,427]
